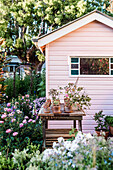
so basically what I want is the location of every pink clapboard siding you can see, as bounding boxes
[46,21,113,133]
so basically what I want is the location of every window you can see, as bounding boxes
[70,57,113,76]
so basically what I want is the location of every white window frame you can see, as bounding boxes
[68,56,113,77]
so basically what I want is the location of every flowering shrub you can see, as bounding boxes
[0,95,46,156]
[13,131,113,169]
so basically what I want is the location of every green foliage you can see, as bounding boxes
[94,110,108,131]
[0,0,112,70]
[0,154,15,170]
[105,116,113,127]
[4,70,45,101]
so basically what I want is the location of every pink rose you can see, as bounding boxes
[65,94,69,98]
[7,103,11,107]
[6,129,12,133]
[1,114,7,119]
[36,116,39,120]
[23,119,27,124]
[24,116,29,119]
[0,121,4,124]
[19,123,24,128]
[25,94,29,98]
[28,119,32,123]
[13,132,18,136]
[8,113,13,117]
[7,108,11,112]
[11,118,16,123]
[32,120,36,123]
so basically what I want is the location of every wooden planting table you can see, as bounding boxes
[39,106,86,149]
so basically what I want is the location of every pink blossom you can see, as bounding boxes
[6,129,12,133]
[22,96,24,99]
[1,114,7,119]
[0,121,4,124]
[8,113,14,117]
[92,63,94,66]
[28,119,32,123]
[25,94,29,98]
[29,105,32,109]
[32,120,36,123]
[11,118,16,123]
[65,94,69,98]
[15,102,19,105]
[7,108,11,112]
[7,103,11,107]
[24,116,29,119]
[23,119,27,124]
[19,123,24,128]
[4,108,7,111]
[13,132,18,136]
[36,116,39,120]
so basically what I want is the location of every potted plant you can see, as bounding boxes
[105,116,113,135]
[64,97,73,113]
[94,110,109,139]
[52,100,61,114]
[43,99,51,113]
[63,80,91,112]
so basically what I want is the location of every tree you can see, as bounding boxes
[0,38,9,111]
[0,0,111,71]
[84,0,111,15]
[0,0,86,70]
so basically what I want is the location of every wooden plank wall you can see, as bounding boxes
[47,21,113,134]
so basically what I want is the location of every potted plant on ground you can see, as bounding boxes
[105,116,113,135]
[94,110,109,139]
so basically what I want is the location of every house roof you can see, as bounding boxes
[33,10,113,50]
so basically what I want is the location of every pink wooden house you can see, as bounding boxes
[34,10,113,133]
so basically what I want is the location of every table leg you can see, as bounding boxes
[45,119,48,129]
[74,120,76,129]
[78,120,82,131]
[43,119,46,149]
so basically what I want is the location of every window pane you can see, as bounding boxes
[80,58,109,75]
[111,58,113,63]
[111,64,113,69]
[71,70,79,75]
[71,58,78,63]
[111,70,113,75]
[71,64,78,69]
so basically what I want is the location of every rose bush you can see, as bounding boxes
[0,95,46,156]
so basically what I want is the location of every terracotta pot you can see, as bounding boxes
[109,126,113,135]
[44,107,50,113]
[43,99,51,109]
[53,105,61,114]
[64,105,73,113]
[96,130,109,139]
